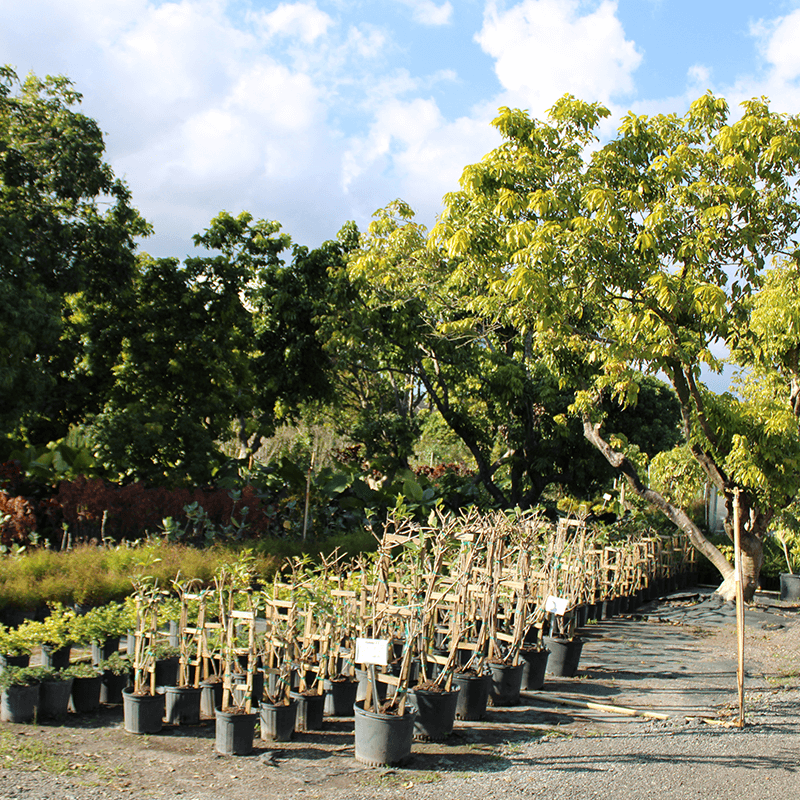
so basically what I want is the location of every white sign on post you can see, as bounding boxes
[545,595,570,616]
[355,637,390,666]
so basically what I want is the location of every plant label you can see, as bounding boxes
[545,595,570,615]
[355,638,390,666]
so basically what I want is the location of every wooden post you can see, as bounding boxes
[733,488,745,728]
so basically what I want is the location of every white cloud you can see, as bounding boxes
[396,0,454,26]
[476,0,642,115]
[249,1,333,44]
[753,10,800,83]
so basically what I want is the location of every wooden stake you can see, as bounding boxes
[733,488,745,729]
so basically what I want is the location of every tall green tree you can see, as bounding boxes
[348,201,681,507]
[0,67,150,443]
[432,94,800,599]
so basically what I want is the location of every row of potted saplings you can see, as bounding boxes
[0,601,144,723]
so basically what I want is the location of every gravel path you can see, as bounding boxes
[1,589,798,800]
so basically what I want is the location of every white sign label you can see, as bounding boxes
[545,595,570,615]
[355,638,390,666]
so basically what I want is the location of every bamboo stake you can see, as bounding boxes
[734,489,745,728]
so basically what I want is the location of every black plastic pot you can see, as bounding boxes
[164,685,202,725]
[487,661,524,706]
[1,683,39,723]
[323,677,358,716]
[70,674,102,713]
[0,654,30,674]
[200,678,224,717]
[407,686,459,740]
[41,644,72,670]
[154,657,179,688]
[259,700,297,741]
[780,573,800,602]
[453,671,489,721]
[520,648,550,690]
[290,690,325,731]
[91,636,120,666]
[122,687,164,734]
[355,668,388,703]
[39,677,74,719]
[353,699,416,766]
[215,707,257,755]
[544,636,584,678]
[100,670,132,704]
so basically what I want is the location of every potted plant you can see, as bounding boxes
[163,581,203,726]
[775,528,800,601]
[0,623,33,672]
[33,603,77,670]
[72,602,130,665]
[0,665,41,723]
[36,666,74,719]
[99,652,133,704]
[66,661,102,713]
[124,579,166,734]
[214,563,259,755]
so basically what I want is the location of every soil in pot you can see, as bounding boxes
[216,707,258,755]
[323,676,358,717]
[353,699,416,766]
[259,700,297,742]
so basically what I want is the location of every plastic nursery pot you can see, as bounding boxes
[1,684,39,723]
[259,700,297,742]
[0,654,30,674]
[164,685,202,725]
[41,644,72,671]
[39,677,74,719]
[122,687,165,734]
[200,678,224,718]
[216,707,258,756]
[323,677,358,717]
[544,636,584,678]
[290,690,325,732]
[520,648,550,691]
[70,674,102,713]
[353,699,416,767]
[355,668,388,703]
[100,670,132,705]
[407,685,460,741]
[780,573,800,602]
[91,637,120,667]
[487,661,524,706]
[453,671,489,721]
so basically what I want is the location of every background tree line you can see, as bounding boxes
[4,67,800,596]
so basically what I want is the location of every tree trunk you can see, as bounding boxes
[582,415,736,588]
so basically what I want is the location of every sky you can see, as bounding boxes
[4,0,800,259]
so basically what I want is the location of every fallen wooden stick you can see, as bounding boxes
[521,690,671,720]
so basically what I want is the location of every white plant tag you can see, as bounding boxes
[545,595,570,615]
[355,638,390,666]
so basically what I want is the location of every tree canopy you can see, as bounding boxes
[431,93,800,598]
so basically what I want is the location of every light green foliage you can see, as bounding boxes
[432,92,800,592]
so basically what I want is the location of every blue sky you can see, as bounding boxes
[3,0,800,258]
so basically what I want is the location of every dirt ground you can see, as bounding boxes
[1,589,799,800]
